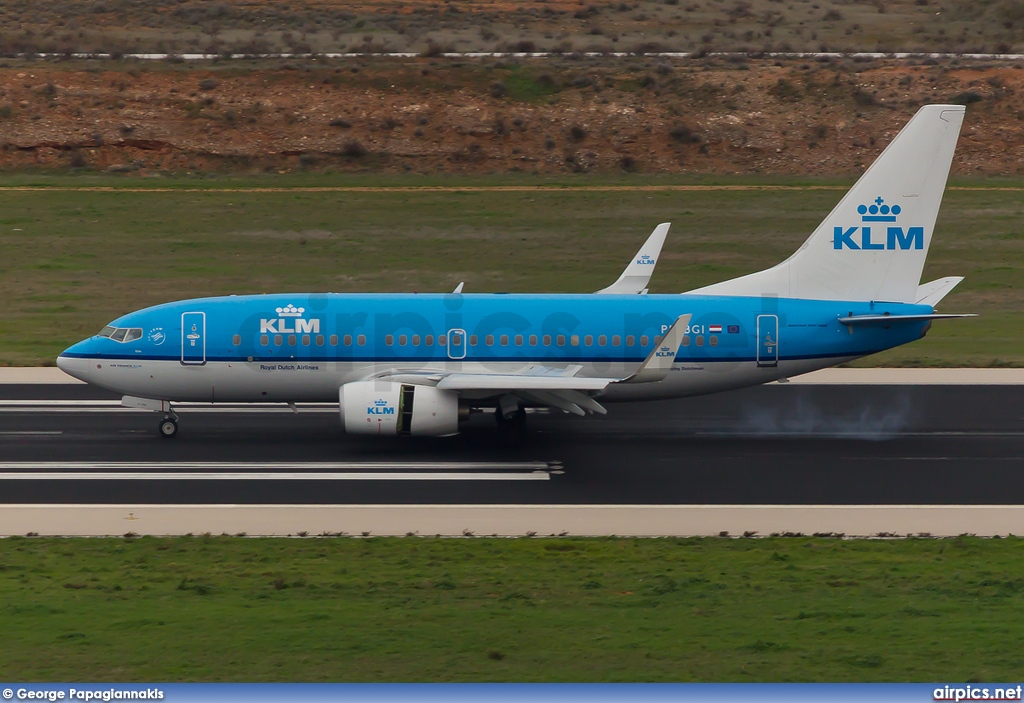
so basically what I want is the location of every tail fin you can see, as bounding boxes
[688,104,965,303]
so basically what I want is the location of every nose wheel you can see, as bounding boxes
[159,416,179,438]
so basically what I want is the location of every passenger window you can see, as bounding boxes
[515,335,523,346]
[500,335,509,346]
[696,336,704,347]
[386,335,394,346]
[543,335,551,346]
[486,335,494,346]
[111,328,128,342]
[571,335,579,346]
[412,335,420,346]
[654,335,663,345]
[331,335,339,346]
[584,335,593,346]
[260,334,269,346]
[682,336,690,347]
[626,335,635,346]
[124,329,142,342]
[232,334,241,346]
[557,335,565,346]
[316,335,324,346]
[274,335,282,346]
[399,335,407,346]
[98,326,116,338]
[357,335,366,346]
[710,336,718,347]
[640,335,649,346]
[288,335,296,346]
[598,335,607,346]
[468,335,476,346]
[530,335,538,346]
[612,335,621,346]
[428,335,436,346]
[438,335,447,346]
[301,335,310,346]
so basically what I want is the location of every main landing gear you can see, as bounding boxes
[495,397,527,444]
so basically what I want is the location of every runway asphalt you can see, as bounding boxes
[2,382,1022,506]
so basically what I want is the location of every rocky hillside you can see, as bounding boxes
[1,56,1022,176]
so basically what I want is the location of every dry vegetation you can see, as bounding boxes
[0,56,1023,175]
[2,0,1024,56]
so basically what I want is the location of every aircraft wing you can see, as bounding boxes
[595,223,670,295]
[376,315,692,415]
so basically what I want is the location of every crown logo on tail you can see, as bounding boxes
[858,196,901,223]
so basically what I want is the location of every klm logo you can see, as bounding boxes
[636,254,656,265]
[367,399,395,415]
[833,197,923,251]
[655,346,675,358]
[260,303,321,334]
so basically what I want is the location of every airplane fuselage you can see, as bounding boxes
[57,292,932,404]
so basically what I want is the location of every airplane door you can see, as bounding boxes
[756,314,778,368]
[447,328,466,360]
[181,312,206,366]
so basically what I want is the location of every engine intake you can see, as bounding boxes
[339,380,459,436]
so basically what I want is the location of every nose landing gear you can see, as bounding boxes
[159,416,179,438]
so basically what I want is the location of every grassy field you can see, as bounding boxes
[0,174,1021,367]
[2,535,1024,682]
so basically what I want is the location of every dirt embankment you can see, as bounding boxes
[1,58,1023,176]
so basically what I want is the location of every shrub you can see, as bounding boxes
[568,124,587,142]
[198,78,218,90]
[950,91,983,105]
[341,140,367,157]
[329,118,351,128]
[669,124,701,143]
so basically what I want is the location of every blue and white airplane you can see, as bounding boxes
[58,104,973,438]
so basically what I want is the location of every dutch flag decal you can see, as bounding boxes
[709,324,723,334]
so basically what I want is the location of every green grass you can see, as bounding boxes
[2,535,1024,681]
[0,174,1021,366]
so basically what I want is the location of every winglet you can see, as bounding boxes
[452,282,465,294]
[617,314,691,384]
[596,223,670,294]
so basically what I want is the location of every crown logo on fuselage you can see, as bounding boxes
[276,304,305,318]
[261,303,319,335]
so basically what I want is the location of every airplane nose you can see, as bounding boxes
[56,340,94,383]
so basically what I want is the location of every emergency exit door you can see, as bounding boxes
[181,312,206,365]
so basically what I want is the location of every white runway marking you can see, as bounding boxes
[0,461,558,481]
[0,472,551,481]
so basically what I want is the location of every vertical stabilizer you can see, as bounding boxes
[688,105,965,303]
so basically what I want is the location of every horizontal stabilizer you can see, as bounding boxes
[915,276,963,306]
[838,313,976,327]
[596,222,670,295]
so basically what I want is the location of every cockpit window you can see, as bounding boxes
[100,327,143,343]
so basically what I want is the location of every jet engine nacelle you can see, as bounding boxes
[339,381,459,436]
